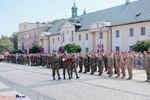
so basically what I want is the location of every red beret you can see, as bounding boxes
[128,51,131,53]
[121,52,124,53]
[147,51,150,54]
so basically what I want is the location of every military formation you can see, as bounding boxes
[3,49,150,82]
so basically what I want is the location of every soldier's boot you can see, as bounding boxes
[53,76,55,80]
[69,75,71,80]
[98,73,102,76]
[58,75,61,80]
[63,75,66,79]
[76,75,80,79]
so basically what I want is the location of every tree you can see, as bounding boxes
[29,45,42,54]
[62,43,82,53]
[47,18,65,24]
[12,49,24,54]
[133,40,150,52]
[0,39,15,53]
[10,32,18,50]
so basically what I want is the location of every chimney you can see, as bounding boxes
[126,0,129,4]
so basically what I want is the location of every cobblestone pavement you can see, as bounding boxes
[0,62,150,100]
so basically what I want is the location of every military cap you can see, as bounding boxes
[54,50,57,52]
[72,51,75,53]
[128,51,131,53]
[64,50,67,51]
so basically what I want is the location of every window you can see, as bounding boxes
[116,30,120,38]
[36,25,39,28]
[58,37,60,42]
[141,27,145,36]
[85,34,88,40]
[115,46,120,52]
[129,46,133,51]
[78,35,81,41]
[86,48,89,52]
[67,30,69,35]
[53,38,54,44]
[71,31,74,42]
[100,32,103,39]
[129,28,134,37]
[62,32,64,42]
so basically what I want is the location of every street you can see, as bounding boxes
[0,62,150,100]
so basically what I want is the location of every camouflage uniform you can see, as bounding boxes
[52,54,61,80]
[145,56,150,81]
[62,54,71,79]
[108,55,114,77]
[97,56,104,76]
[126,55,134,79]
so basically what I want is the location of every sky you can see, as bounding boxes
[0,0,136,36]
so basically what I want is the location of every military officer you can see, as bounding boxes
[82,54,88,73]
[126,51,134,80]
[107,53,114,77]
[90,54,95,74]
[51,50,61,80]
[115,52,121,78]
[62,50,71,79]
[145,51,150,81]
[69,51,80,79]
[97,54,104,76]
[86,52,90,72]
[78,53,83,73]
[120,52,126,79]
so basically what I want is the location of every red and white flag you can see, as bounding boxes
[120,56,127,69]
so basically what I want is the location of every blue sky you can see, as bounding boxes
[0,0,135,36]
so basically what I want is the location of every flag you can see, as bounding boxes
[22,43,24,51]
[120,56,127,69]
[68,39,70,41]
[95,38,99,42]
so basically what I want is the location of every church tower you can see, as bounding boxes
[71,1,78,18]
[69,0,80,23]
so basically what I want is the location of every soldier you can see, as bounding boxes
[126,51,134,80]
[115,52,121,78]
[86,52,90,72]
[97,54,104,76]
[93,54,98,72]
[90,54,95,74]
[62,50,71,79]
[145,51,150,81]
[107,53,114,77]
[51,50,61,80]
[113,51,117,74]
[120,52,126,79]
[78,53,83,73]
[82,54,88,73]
[27,54,30,65]
[69,51,80,79]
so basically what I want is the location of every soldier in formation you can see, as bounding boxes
[3,48,150,82]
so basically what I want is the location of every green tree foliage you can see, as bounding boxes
[47,18,65,24]
[29,45,42,54]
[12,49,24,54]
[62,43,82,53]
[10,32,18,50]
[0,39,15,53]
[133,40,150,52]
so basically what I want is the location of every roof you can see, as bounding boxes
[47,0,150,35]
